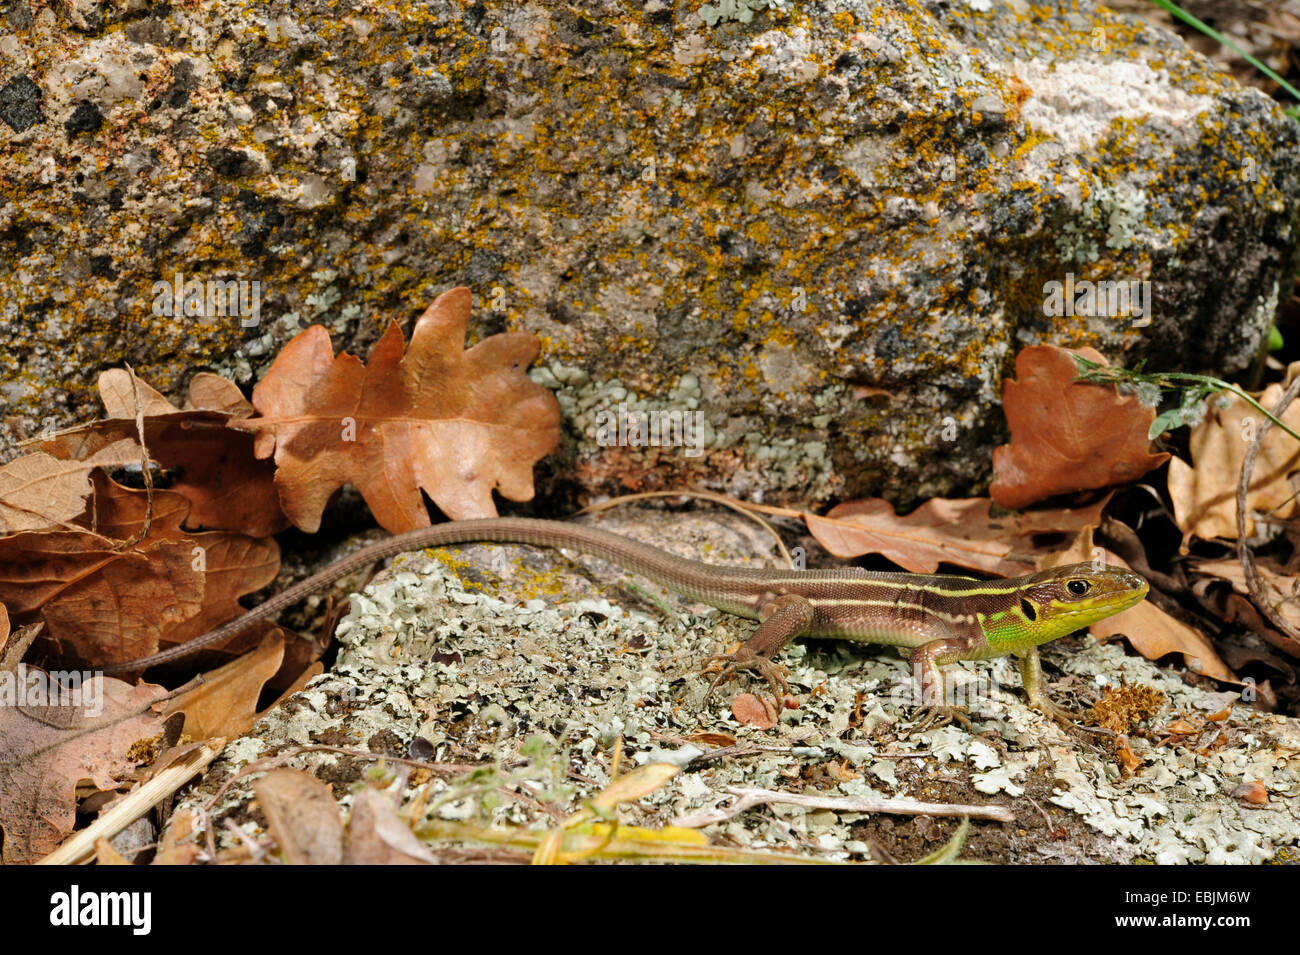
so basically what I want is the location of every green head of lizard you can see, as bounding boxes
[982,563,1148,654]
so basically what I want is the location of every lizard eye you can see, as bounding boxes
[1067,579,1091,597]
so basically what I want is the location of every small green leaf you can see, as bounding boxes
[1148,409,1184,440]
[1269,325,1284,352]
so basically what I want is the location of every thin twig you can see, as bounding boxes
[671,786,1014,828]
[119,363,154,549]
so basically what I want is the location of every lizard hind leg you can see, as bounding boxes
[701,593,815,709]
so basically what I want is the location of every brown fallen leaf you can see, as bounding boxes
[1113,734,1143,775]
[153,810,203,865]
[253,769,344,865]
[731,693,778,729]
[1090,600,1236,684]
[0,441,141,534]
[1189,558,1300,659]
[1232,781,1268,805]
[343,785,438,865]
[83,475,287,665]
[162,632,286,740]
[991,345,1168,510]
[236,286,561,533]
[0,480,287,667]
[0,667,168,864]
[93,837,133,865]
[0,528,205,665]
[804,494,1109,575]
[38,369,286,537]
[1167,366,1300,543]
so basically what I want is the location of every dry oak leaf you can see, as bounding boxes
[37,369,285,537]
[162,632,321,739]
[153,810,203,866]
[253,769,344,865]
[0,529,204,666]
[237,286,561,533]
[0,441,141,534]
[991,345,1169,510]
[1090,600,1236,684]
[0,481,284,667]
[1190,559,1300,658]
[0,666,168,864]
[805,494,1110,576]
[1167,369,1300,543]
[343,784,438,865]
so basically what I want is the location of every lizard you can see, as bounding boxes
[100,517,1149,724]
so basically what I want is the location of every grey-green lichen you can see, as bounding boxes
[698,0,790,28]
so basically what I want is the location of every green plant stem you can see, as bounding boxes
[1074,356,1300,444]
[1152,372,1300,444]
[1149,0,1300,114]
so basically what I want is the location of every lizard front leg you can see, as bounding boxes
[1017,646,1083,725]
[702,593,815,708]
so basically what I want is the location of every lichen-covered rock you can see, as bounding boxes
[3,0,1297,505]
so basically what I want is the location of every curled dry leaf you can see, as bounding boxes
[1190,559,1300,659]
[238,286,561,533]
[153,810,202,866]
[991,346,1168,510]
[1090,600,1235,684]
[1232,781,1268,805]
[253,768,344,865]
[731,692,778,729]
[0,667,168,863]
[162,632,285,740]
[805,494,1110,576]
[1167,367,1300,543]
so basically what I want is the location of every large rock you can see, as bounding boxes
[2,0,1297,505]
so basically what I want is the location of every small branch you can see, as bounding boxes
[671,786,1014,828]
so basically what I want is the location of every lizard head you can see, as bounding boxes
[1009,562,1148,646]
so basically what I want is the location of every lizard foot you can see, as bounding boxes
[905,705,973,735]
[701,647,790,710]
[1031,697,1084,727]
